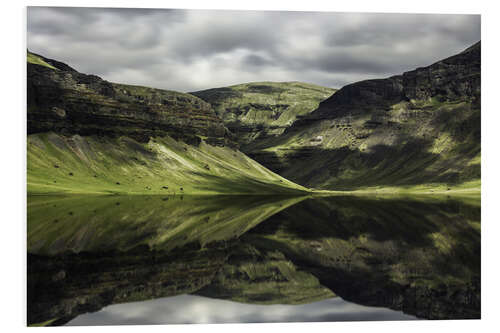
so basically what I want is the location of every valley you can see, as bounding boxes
[193,43,481,193]
[27,42,481,195]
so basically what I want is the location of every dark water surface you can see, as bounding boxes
[27,194,480,326]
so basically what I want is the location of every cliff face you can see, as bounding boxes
[28,52,233,146]
[191,82,335,146]
[402,42,481,101]
[307,41,480,122]
[246,42,481,190]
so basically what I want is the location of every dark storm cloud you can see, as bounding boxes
[27,7,480,92]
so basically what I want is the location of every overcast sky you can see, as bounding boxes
[27,7,480,92]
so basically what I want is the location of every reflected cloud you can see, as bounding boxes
[67,294,417,325]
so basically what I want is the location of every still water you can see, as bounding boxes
[27,194,480,326]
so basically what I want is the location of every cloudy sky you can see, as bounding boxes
[27,7,480,92]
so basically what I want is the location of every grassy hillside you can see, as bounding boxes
[27,52,312,195]
[27,52,57,70]
[243,43,481,192]
[191,82,336,145]
[247,99,480,191]
[27,132,308,195]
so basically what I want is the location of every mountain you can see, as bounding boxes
[27,52,307,195]
[241,42,481,191]
[27,41,481,194]
[191,82,336,146]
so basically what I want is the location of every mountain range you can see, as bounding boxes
[27,41,481,194]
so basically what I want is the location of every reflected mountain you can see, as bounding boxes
[28,195,305,255]
[27,194,480,326]
[225,196,481,320]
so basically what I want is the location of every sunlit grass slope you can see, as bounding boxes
[27,133,308,195]
[27,52,57,70]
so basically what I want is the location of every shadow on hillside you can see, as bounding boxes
[255,134,479,190]
[188,171,305,194]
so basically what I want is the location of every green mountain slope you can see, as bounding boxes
[27,52,307,195]
[242,42,481,192]
[191,82,336,146]
[27,132,307,195]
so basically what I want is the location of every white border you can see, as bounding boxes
[2,0,499,332]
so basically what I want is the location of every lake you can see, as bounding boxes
[27,194,480,326]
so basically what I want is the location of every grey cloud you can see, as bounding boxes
[27,7,480,92]
[242,54,276,67]
[323,14,479,47]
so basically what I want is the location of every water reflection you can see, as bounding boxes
[67,295,417,325]
[27,194,480,326]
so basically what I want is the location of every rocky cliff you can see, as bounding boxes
[306,41,480,122]
[245,42,481,191]
[28,51,233,146]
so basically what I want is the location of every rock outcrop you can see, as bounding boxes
[402,41,481,101]
[28,52,234,146]
[299,41,480,124]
